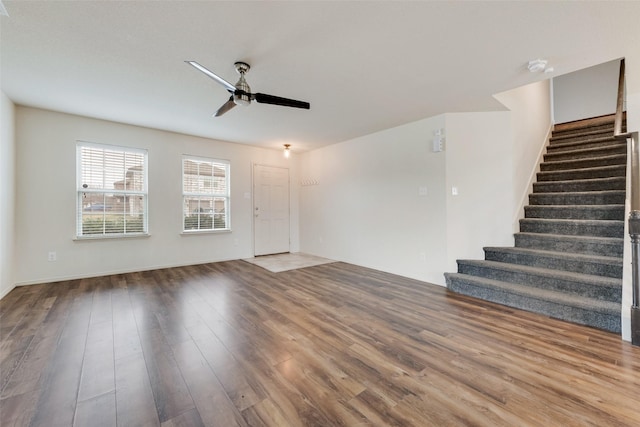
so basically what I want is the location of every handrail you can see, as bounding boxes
[615,59,626,137]
[615,58,640,346]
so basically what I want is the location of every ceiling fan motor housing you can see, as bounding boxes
[233,62,252,106]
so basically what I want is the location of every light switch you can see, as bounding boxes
[451,186,459,196]
[433,137,445,152]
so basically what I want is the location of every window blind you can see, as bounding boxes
[77,142,148,237]
[182,156,230,231]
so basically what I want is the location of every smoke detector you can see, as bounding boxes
[528,59,548,73]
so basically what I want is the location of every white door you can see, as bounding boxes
[254,164,290,256]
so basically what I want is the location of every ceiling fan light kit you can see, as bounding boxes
[186,60,310,117]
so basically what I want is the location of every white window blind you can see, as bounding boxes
[77,142,148,237]
[182,156,230,232]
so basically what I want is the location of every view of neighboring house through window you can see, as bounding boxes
[183,156,230,232]
[76,142,148,237]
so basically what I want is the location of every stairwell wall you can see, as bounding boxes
[553,60,621,124]
[494,80,553,234]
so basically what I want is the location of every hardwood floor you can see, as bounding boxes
[1,260,639,426]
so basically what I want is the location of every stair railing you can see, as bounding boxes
[615,58,640,345]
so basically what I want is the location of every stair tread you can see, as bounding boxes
[531,190,625,196]
[545,144,626,157]
[533,177,626,193]
[549,134,619,145]
[520,217,624,225]
[524,205,625,221]
[515,232,623,243]
[542,153,626,165]
[535,176,625,185]
[538,164,625,174]
[455,259,621,286]
[445,273,620,313]
[526,204,623,209]
[483,246,623,265]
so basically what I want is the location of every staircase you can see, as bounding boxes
[445,115,627,333]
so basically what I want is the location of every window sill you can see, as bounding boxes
[180,229,232,236]
[74,233,151,241]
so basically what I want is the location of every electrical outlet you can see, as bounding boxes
[48,251,57,262]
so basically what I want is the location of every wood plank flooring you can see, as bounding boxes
[1,260,639,426]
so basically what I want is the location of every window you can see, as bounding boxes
[77,142,148,237]
[182,156,230,232]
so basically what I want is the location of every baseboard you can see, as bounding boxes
[0,284,16,300]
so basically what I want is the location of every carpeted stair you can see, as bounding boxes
[445,115,626,333]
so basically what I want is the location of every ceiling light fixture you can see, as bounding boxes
[528,59,548,73]
[283,144,291,158]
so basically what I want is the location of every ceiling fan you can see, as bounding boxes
[186,61,310,117]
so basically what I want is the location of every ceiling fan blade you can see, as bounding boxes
[186,61,236,92]
[214,97,236,117]
[254,93,310,110]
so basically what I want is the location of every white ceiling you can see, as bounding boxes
[2,1,639,153]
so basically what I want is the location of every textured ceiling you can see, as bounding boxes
[2,1,639,153]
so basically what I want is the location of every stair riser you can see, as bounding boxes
[543,145,627,162]
[529,192,625,205]
[453,264,620,302]
[514,234,624,257]
[483,250,622,279]
[519,220,623,238]
[446,277,621,333]
[540,156,626,172]
[533,178,625,193]
[524,206,625,220]
[537,166,626,182]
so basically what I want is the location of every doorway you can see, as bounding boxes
[253,164,290,256]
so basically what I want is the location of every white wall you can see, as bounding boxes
[444,112,514,272]
[553,59,620,124]
[13,107,299,286]
[1,92,16,298]
[299,115,448,285]
[298,111,516,286]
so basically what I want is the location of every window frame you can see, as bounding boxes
[182,155,231,233]
[76,141,149,239]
